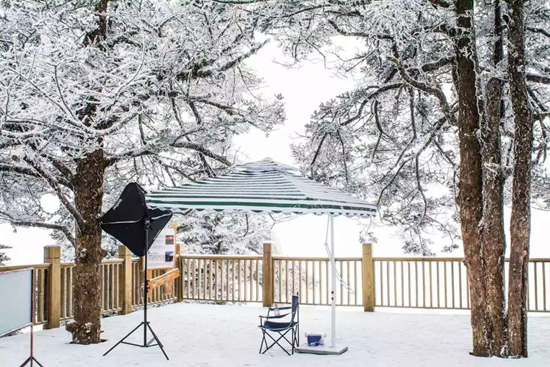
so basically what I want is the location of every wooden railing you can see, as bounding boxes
[0,245,179,330]
[372,258,550,312]
[529,259,549,312]
[60,263,75,320]
[272,257,362,306]
[180,255,263,303]
[373,258,469,310]
[57,258,178,323]
[180,245,550,314]
[35,265,49,325]
[60,260,125,321]
[131,259,178,308]
[1,243,549,331]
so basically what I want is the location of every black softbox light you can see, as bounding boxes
[101,183,173,360]
[101,183,172,257]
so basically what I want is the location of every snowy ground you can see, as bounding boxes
[1,303,549,367]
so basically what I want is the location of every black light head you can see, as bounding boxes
[101,183,173,257]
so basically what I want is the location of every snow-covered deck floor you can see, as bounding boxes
[1,303,549,366]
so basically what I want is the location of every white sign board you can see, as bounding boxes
[148,227,176,269]
[0,269,32,337]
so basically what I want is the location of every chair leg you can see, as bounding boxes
[292,329,295,355]
[259,330,267,354]
[261,330,293,356]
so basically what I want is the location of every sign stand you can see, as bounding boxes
[20,272,45,366]
[103,218,169,360]
[0,269,45,367]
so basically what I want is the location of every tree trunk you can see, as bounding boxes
[66,150,106,344]
[506,0,532,358]
[452,0,489,357]
[479,0,507,357]
[481,78,507,357]
[65,1,110,344]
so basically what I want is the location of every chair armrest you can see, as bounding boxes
[259,313,290,320]
[266,305,291,318]
[269,306,292,311]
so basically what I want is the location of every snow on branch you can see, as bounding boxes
[0,0,285,249]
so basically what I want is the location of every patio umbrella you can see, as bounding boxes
[146,158,377,352]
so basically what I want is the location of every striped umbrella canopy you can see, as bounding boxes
[146,158,376,352]
[146,158,377,217]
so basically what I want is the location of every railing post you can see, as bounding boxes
[362,243,375,312]
[119,245,133,314]
[176,244,184,303]
[262,242,273,307]
[44,245,61,329]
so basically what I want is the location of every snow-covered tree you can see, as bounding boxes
[219,0,549,358]
[0,244,10,265]
[0,0,283,344]
[177,212,275,255]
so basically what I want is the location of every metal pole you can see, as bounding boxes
[144,218,150,347]
[330,215,336,348]
[30,269,34,367]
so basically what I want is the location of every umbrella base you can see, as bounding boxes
[295,344,348,355]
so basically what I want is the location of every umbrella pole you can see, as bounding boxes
[295,214,348,356]
[330,215,336,349]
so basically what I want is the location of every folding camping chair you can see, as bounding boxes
[258,294,300,356]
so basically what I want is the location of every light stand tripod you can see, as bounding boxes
[103,218,169,360]
[19,323,44,367]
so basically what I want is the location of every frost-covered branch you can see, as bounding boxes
[1,215,75,248]
[0,0,284,255]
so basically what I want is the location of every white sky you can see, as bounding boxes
[2,39,550,265]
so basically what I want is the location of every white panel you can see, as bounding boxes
[148,227,176,269]
[0,269,32,336]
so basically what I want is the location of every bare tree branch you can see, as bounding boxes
[527,26,550,38]
[2,217,76,248]
[527,73,550,84]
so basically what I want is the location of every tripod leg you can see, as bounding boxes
[31,357,44,367]
[146,323,169,360]
[19,356,31,367]
[103,322,144,356]
[145,323,164,348]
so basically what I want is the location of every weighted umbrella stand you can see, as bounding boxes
[103,217,169,360]
[294,215,349,355]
